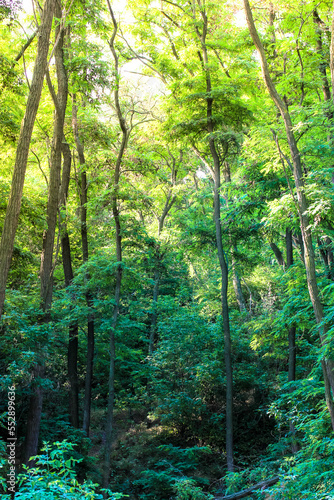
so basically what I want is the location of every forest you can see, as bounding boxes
[0,0,334,498]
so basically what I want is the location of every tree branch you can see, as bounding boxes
[215,476,279,500]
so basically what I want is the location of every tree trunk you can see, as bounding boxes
[292,232,304,263]
[285,228,298,452]
[103,2,129,491]
[231,253,247,313]
[243,0,334,430]
[23,363,44,464]
[40,9,68,312]
[191,4,234,469]
[149,267,160,355]
[215,476,279,500]
[213,157,234,471]
[318,237,334,281]
[149,180,177,355]
[72,97,95,436]
[313,10,332,104]
[0,0,55,319]
[269,241,285,268]
[59,142,79,428]
[24,4,69,462]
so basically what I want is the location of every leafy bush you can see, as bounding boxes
[174,478,214,499]
[0,441,126,499]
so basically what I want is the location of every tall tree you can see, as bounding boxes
[24,0,69,462]
[0,0,55,319]
[72,97,95,435]
[243,0,334,429]
[102,1,129,489]
[59,141,79,428]
[128,0,251,470]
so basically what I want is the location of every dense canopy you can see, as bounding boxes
[0,0,334,498]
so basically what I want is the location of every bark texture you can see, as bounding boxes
[72,98,95,436]
[59,142,79,428]
[24,3,69,462]
[269,242,285,268]
[40,4,68,311]
[0,0,55,319]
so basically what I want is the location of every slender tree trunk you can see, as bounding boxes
[313,10,332,104]
[23,363,44,464]
[286,229,296,383]
[285,228,298,452]
[194,5,233,469]
[213,154,234,471]
[291,232,304,264]
[269,241,285,268]
[103,2,129,490]
[149,186,176,355]
[158,192,176,235]
[231,250,247,313]
[40,5,68,312]
[60,142,79,428]
[24,4,69,462]
[0,0,55,319]
[325,237,334,280]
[222,162,247,315]
[243,0,334,429]
[318,237,334,281]
[149,268,160,355]
[72,97,95,436]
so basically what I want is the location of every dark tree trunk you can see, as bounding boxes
[83,303,94,435]
[269,241,285,268]
[0,0,55,319]
[149,181,176,355]
[72,98,95,436]
[213,157,234,471]
[60,143,79,428]
[24,4,69,462]
[318,237,334,281]
[231,253,247,313]
[158,192,176,235]
[293,232,305,263]
[191,4,234,469]
[286,229,298,452]
[40,6,68,312]
[23,364,44,464]
[200,25,233,471]
[103,2,128,490]
[285,228,296,384]
[149,268,160,355]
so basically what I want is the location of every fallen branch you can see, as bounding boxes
[215,476,280,500]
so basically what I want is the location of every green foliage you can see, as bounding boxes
[132,443,214,499]
[173,479,214,500]
[267,384,334,499]
[0,441,125,499]
[1,1,334,499]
